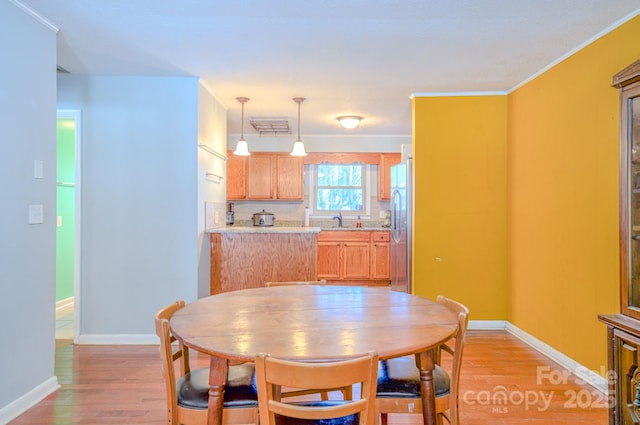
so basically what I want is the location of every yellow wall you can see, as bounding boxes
[508,17,640,371]
[413,16,640,373]
[413,95,508,320]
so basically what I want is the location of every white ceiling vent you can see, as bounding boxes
[250,119,291,135]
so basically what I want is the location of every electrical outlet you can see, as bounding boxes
[57,216,63,227]
[379,210,386,218]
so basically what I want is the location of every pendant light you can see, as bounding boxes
[233,97,250,156]
[291,97,307,156]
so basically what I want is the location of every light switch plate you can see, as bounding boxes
[28,204,44,224]
[34,160,44,179]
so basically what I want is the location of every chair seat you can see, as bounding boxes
[376,356,450,398]
[177,364,259,409]
[274,401,359,425]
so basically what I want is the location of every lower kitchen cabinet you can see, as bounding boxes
[317,230,390,286]
[371,231,390,279]
[210,230,318,294]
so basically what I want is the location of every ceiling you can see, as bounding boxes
[18,0,640,137]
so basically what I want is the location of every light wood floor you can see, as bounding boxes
[9,330,608,424]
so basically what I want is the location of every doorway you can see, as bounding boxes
[56,110,81,342]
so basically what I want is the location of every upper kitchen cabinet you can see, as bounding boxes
[378,153,401,200]
[247,153,275,199]
[275,155,304,200]
[226,153,246,200]
[229,152,303,201]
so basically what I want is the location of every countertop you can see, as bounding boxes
[208,226,322,234]
[207,226,390,233]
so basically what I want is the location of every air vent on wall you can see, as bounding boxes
[250,119,291,135]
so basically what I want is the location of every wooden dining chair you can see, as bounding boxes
[154,300,259,425]
[255,351,379,425]
[265,279,327,287]
[376,296,469,425]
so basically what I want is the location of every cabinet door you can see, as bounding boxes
[378,153,401,200]
[318,241,341,280]
[247,154,275,199]
[614,328,640,425]
[226,153,246,200]
[371,233,390,280]
[615,61,640,319]
[342,242,371,279]
[276,155,304,200]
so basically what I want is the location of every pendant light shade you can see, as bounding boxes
[291,97,307,156]
[233,97,250,156]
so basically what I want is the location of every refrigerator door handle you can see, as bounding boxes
[391,189,402,243]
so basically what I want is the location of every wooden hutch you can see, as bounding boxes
[599,59,640,425]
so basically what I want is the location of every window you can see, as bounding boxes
[310,164,370,217]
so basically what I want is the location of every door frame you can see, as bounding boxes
[57,109,82,342]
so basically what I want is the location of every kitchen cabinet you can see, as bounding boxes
[247,153,274,199]
[226,152,246,200]
[378,153,401,200]
[231,152,303,200]
[317,230,390,286]
[210,229,319,294]
[371,231,391,279]
[599,59,640,425]
[275,155,304,200]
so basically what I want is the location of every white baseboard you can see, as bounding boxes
[76,333,158,345]
[70,321,608,393]
[468,319,507,330]
[504,322,608,394]
[55,296,74,319]
[0,376,59,424]
[467,320,608,394]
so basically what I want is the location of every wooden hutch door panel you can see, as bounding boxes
[615,329,640,425]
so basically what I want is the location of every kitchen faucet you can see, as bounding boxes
[332,212,343,228]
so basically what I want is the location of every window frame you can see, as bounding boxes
[308,163,371,218]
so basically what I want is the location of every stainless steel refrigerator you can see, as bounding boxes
[390,155,413,293]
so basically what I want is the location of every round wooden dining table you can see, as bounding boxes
[170,285,458,425]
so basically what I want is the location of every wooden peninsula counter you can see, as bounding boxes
[208,226,321,294]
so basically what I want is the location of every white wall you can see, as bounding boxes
[197,83,228,298]
[0,1,58,420]
[57,75,200,341]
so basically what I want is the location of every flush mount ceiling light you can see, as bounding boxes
[336,115,363,129]
[233,97,250,156]
[291,97,307,157]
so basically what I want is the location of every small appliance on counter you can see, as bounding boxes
[383,210,391,227]
[226,202,235,225]
[252,209,276,226]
